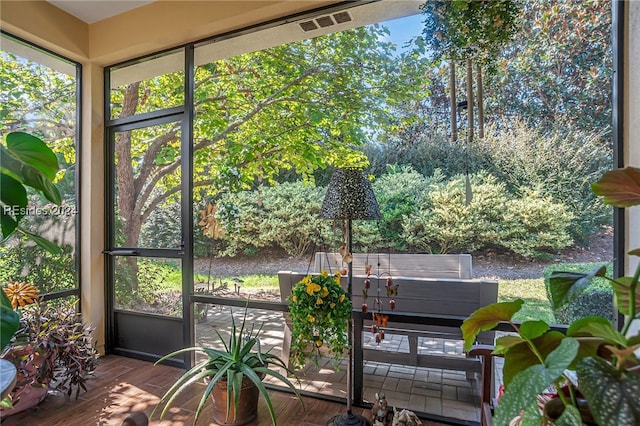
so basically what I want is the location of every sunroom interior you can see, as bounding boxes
[1,0,639,425]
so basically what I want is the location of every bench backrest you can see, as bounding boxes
[278,271,497,317]
[313,252,473,280]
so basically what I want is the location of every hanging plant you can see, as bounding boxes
[287,271,352,369]
[421,0,521,64]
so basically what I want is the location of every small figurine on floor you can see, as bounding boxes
[391,407,422,426]
[371,391,393,426]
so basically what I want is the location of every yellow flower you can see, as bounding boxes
[330,303,336,309]
[3,280,39,309]
[321,270,329,277]
[316,298,323,306]
[307,314,315,323]
[321,286,329,298]
[305,282,321,295]
[339,294,345,303]
[292,295,297,302]
[315,339,323,348]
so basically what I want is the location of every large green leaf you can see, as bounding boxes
[494,338,579,426]
[554,405,583,426]
[548,265,608,309]
[610,277,640,316]
[502,331,567,387]
[520,320,550,341]
[577,357,640,426]
[5,131,59,180]
[0,144,61,205]
[591,167,640,208]
[567,316,626,346]
[17,227,62,255]
[0,291,19,351]
[461,299,523,351]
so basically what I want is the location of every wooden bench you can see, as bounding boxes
[313,252,473,279]
[278,267,498,375]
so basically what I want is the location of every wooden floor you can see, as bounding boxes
[1,355,451,426]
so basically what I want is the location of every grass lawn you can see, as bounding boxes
[498,278,555,324]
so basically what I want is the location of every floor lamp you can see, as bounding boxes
[320,167,381,426]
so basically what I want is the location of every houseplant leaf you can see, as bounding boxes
[591,167,640,208]
[567,316,626,346]
[502,331,567,387]
[609,277,640,316]
[576,357,640,426]
[461,299,523,351]
[0,290,19,350]
[494,338,579,426]
[548,265,607,309]
[5,132,59,180]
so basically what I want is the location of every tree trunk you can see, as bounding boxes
[476,63,484,139]
[450,61,457,142]
[466,58,474,144]
[115,83,141,291]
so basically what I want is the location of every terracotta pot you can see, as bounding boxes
[210,376,260,425]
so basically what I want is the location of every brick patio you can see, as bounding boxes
[196,305,482,423]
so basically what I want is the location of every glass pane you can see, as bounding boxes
[114,257,182,317]
[113,122,182,248]
[110,49,184,119]
[0,34,78,297]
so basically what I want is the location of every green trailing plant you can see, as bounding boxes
[462,167,640,426]
[287,271,352,369]
[154,306,303,425]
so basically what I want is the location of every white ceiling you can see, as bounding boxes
[47,0,156,24]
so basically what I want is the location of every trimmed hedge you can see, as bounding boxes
[543,262,614,324]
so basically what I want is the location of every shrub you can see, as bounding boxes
[371,164,435,250]
[543,262,614,324]
[478,120,612,243]
[214,190,266,257]
[0,242,75,295]
[499,189,574,259]
[258,182,330,256]
[402,172,507,253]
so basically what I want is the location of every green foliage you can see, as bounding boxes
[420,0,521,64]
[370,165,433,250]
[478,121,612,242]
[0,290,19,351]
[403,172,505,253]
[485,0,612,133]
[0,132,62,254]
[543,263,614,324]
[114,258,172,312]
[258,182,329,256]
[287,272,352,369]
[0,243,75,295]
[500,189,574,259]
[154,307,303,425]
[462,167,640,426]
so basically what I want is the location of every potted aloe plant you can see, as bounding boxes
[462,166,640,426]
[153,306,304,425]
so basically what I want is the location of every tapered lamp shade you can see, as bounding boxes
[320,168,381,220]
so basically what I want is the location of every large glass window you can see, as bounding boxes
[0,33,80,299]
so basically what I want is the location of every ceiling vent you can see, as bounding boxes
[298,10,353,32]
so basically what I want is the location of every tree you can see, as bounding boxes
[484,0,612,134]
[110,25,430,263]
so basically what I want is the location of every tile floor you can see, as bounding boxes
[196,305,483,423]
